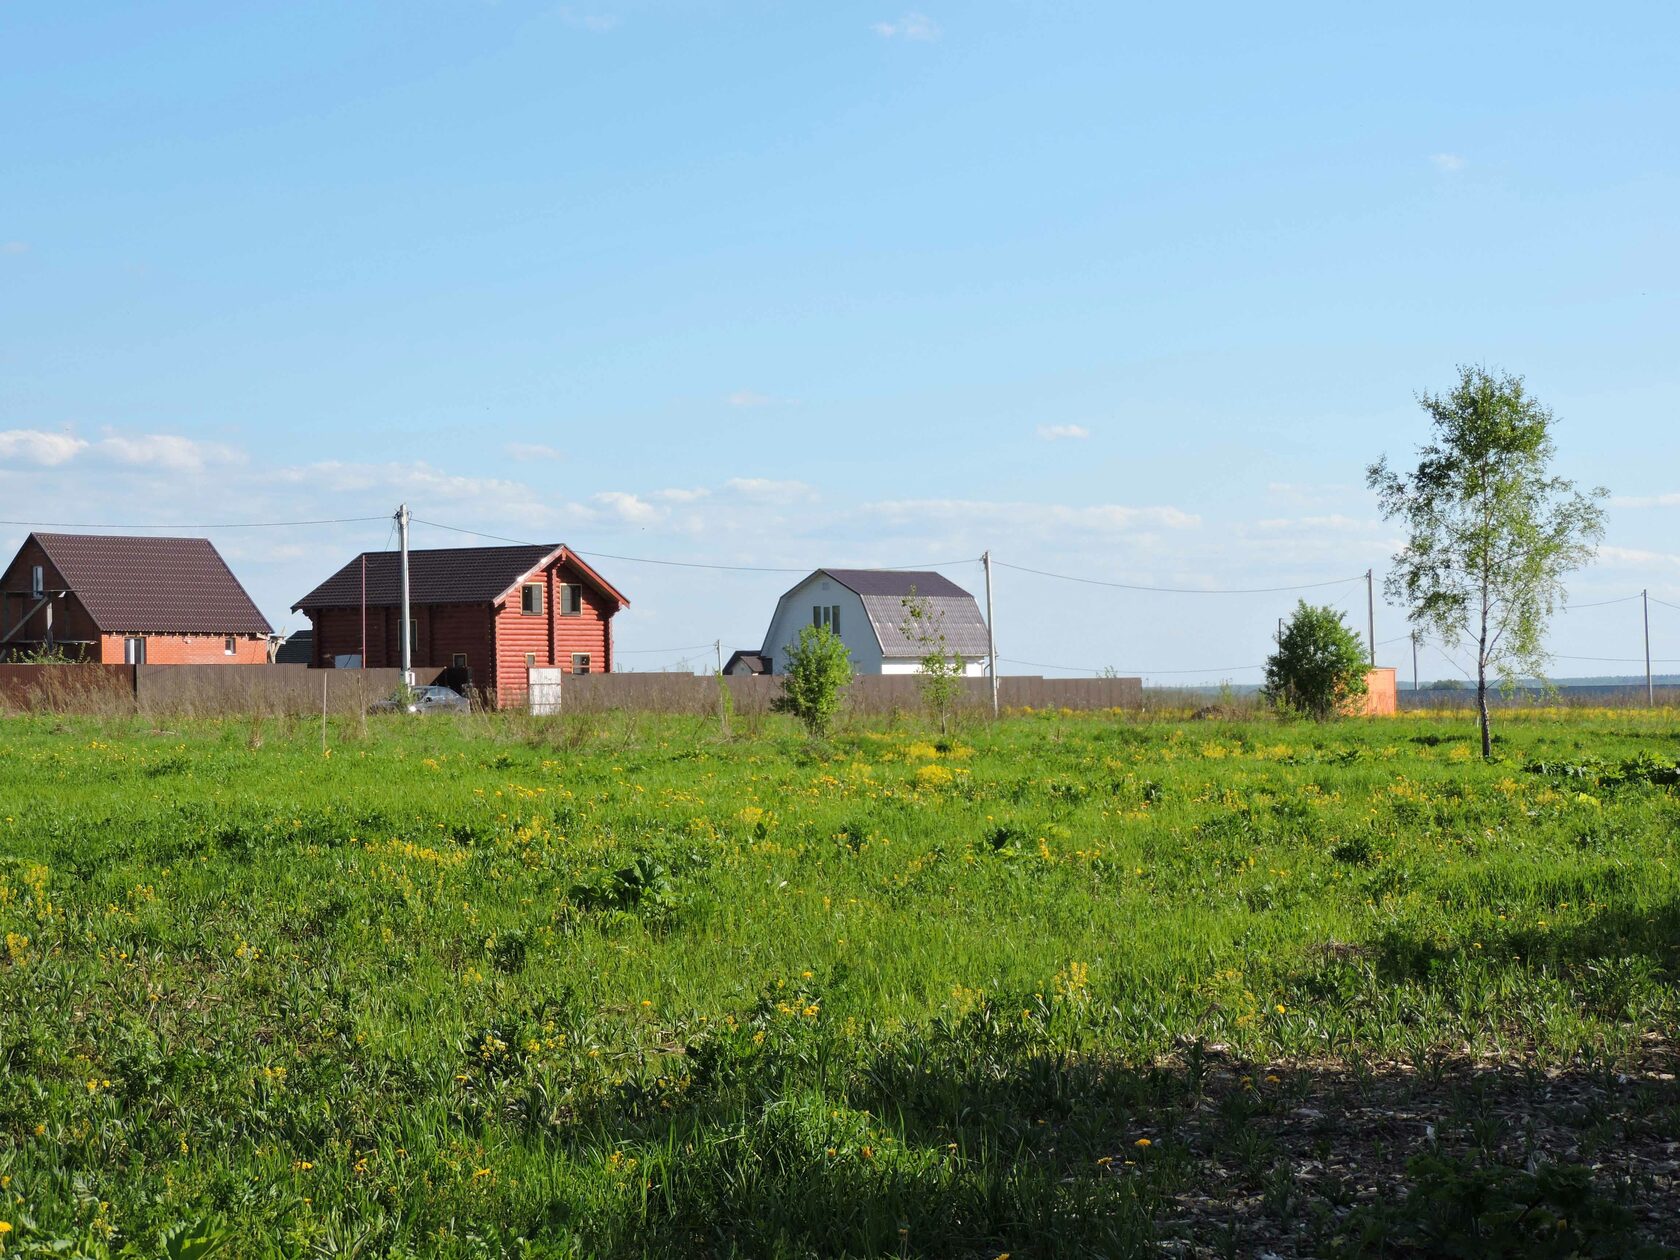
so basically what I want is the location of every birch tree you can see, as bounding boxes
[1368,366,1606,757]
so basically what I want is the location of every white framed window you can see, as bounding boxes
[124,636,146,665]
[31,565,44,597]
[524,652,537,669]
[223,637,236,656]
[521,583,544,615]
[571,653,591,674]
[559,583,583,615]
[812,604,840,634]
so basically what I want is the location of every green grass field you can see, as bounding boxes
[1,709,1677,1258]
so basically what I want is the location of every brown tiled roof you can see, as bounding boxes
[31,533,273,635]
[293,544,634,612]
[823,569,972,599]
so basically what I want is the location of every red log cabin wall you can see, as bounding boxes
[307,603,494,686]
[492,558,615,703]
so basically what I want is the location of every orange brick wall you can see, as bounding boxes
[1360,667,1398,716]
[96,633,269,665]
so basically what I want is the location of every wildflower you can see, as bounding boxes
[294,1160,315,1171]
[1275,1004,1287,1015]
[861,1145,875,1159]
[1134,1138,1151,1148]
[0,1221,11,1236]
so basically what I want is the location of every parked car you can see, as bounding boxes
[370,685,470,715]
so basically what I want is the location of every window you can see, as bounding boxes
[223,637,236,656]
[31,565,44,597]
[521,583,544,615]
[123,637,146,665]
[524,652,537,669]
[451,653,468,669]
[571,653,592,674]
[559,583,583,615]
[812,604,840,634]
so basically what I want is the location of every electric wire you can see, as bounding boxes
[990,559,1365,595]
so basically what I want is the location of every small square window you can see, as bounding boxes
[223,637,236,656]
[524,652,537,669]
[571,653,591,675]
[559,584,583,615]
[522,583,544,615]
[452,653,468,669]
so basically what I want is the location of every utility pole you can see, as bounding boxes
[715,639,722,675]
[396,503,413,685]
[1411,630,1419,693]
[360,553,367,669]
[982,550,999,720]
[1366,568,1376,666]
[1644,589,1653,706]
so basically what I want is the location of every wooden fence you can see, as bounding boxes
[0,664,443,715]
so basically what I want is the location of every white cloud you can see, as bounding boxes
[726,390,775,408]
[1611,493,1680,509]
[2,242,27,255]
[1252,514,1387,535]
[652,487,710,503]
[0,428,88,466]
[725,477,813,503]
[1035,424,1090,442]
[95,433,244,472]
[557,7,618,32]
[867,498,1199,532]
[873,11,940,39]
[591,491,661,525]
[505,442,565,461]
[1430,152,1466,173]
[1596,544,1680,570]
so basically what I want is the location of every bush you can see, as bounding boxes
[772,625,853,737]
[1264,601,1368,720]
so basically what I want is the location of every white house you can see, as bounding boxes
[747,569,990,676]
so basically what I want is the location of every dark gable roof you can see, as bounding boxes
[822,569,971,599]
[293,545,557,611]
[30,533,272,635]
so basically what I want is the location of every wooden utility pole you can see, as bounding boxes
[1644,589,1653,706]
[1366,569,1376,665]
[396,503,412,684]
[1411,630,1419,693]
[982,551,999,719]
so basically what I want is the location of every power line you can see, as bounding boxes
[1561,593,1643,610]
[0,515,386,530]
[1651,596,1680,613]
[991,559,1364,595]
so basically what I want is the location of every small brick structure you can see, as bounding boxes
[0,533,271,664]
[1359,667,1398,716]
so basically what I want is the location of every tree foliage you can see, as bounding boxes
[772,624,853,737]
[901,589,966,734]
[1368,365,1606,756]
[1264,601,1369,720]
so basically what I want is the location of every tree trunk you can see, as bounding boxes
[1477,660,1491,758]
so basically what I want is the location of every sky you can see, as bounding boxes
[3,1,1678,683]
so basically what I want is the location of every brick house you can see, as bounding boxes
[0,532,273,664]
[291,544,628,704]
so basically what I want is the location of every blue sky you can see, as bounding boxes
[3,2,1678,681]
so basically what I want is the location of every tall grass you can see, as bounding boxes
[0,710,1675,1256]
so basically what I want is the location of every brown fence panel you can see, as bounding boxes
[544,672,1142,715]
[135,665,444,716]
[0,664,135,713]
